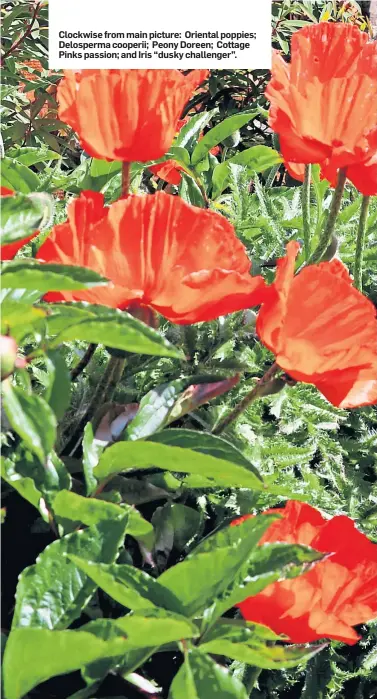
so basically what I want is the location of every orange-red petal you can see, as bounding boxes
[37,190,266,324]
[266,23,377,194]
[256,242,377,408]
[58,69,208,162]
[234,501,377,644]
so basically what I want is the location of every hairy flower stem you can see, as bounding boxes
[61,356,122,455]
[302,164,311,261]
[354,195,370,291]
[212,363,279,435]
[309,168,347,264]
[70,343,97,381]
[121,161,131,197]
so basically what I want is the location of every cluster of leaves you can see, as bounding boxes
[1,1,377,699]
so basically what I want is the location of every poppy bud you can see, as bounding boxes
[242,309,257,328]
[258,377,286,397]
[0,336,26,380]
[222,130,241,148]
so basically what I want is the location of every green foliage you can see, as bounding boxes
[1,2,377,697]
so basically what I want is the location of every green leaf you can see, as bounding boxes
[212,147,282,197]
[191,111,258,165]
[78,608,198,683]
[2,627,130,699]
[51,305,184,358]
[0,297,46,341]
[7,145,61,166]
[82,422,102,495]
[152,502,201,559]
[52,489,125,525]
[45,350,71,420]
[12,516,129,630]
[158,515,278,617]
[2,382,57,463]
[90,158,121,179]
[228,145,282,170]
[7,450,71,512]
[149,429,263,483]
[125,378,190,440]
[52,490,153,542]
[0,157,40,193]
[167,146,191,168]
[84,609,199,648]
[174,109,218,149]
[1,260,108,292]
[199,633,326,670]
[125,375,239,441]
[1,457,42,510]
[95,441,265,491]
[207,542,324,623]
[1,192,54,244]
[67,558,184,614]
[179,173,205,207]
[169,648,248,699]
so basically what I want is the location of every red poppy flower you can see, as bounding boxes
[266,23,377,195]
[1,188,38,260]
[149,159,185,186]
[149,118,220,186]
[232,500,377,645]
[256,241,377,408]
[36,190,266,324]
[58,70,209,162]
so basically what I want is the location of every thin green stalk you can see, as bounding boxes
[309,168,347,264]
[212,363,279,435]
[61,356,118,455]
[302,164,311,261]
[354,195,370,291]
